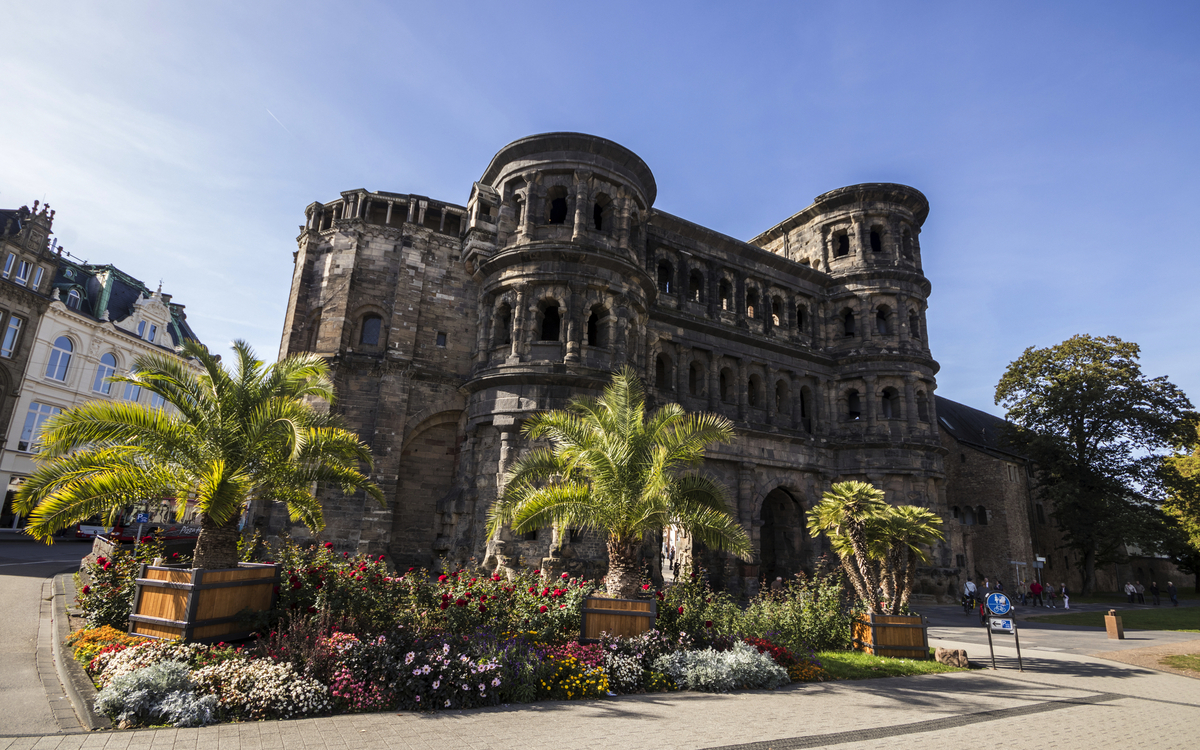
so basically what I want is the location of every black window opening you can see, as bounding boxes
[774,381,789,414]
[540,304,560,341]
[796,305,807,333]
[547,189,569,225]
[835,233,850,257]
[902,230,914,260]
[360,315,382,346]
[720,369,734,403]
[523,529,538,541]
[876,309,890,336]
[746,289,758,319]
[657,262,673,294]
[655,354,671,390]
[593,194,611,231]
[800,387,812,432]
[436,332,447,347]
[909,313,921,340]
[496,304,513,346]
[718,280,732,311]
[771,297,783,327]
[593,203,604,230]
[881,388,900,419]
[917,392,930,422]
[688,363,702,396]
[847,390,861,421]
[870,230,882,252]
[842,310,855,337]
[747,375,762,407]
[587,309,606,347]
[976,506,988,526]
[688,271,704,302]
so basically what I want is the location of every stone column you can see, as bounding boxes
[765,367,777,426]
[709,357,721,412]
[475,298,491,367]
[615,191,631,251]
[864,375,878,433]
[565,289,581,363]
[508,287,527,362]
[792,373,803,431]
[407,199,416,223]
[519,190,533,238]
[495,423,519,543]
[897,294,910,345]
[384,201,393,225]
[737,359,748,422]
[677,344,689,399]
[904,374,918,435]
[826,378,840,431]
[571,171,591,241]
[738,462,756,527]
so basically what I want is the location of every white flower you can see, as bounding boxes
[405,652,415,665]
[415,695,421,703]
[491,678,501,687]
[444,700,451,707]
[433,680,440,689]
[478,683,485,691]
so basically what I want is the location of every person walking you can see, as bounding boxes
[1124,581,1136,603]
[1030,580,1043,607]
[1150,581,1161,606]
[1060,583,1070,610]
[1135,581,1145,604]
[995,579,1005,593]
[1168,581,1178,607]
[983,577,991,591]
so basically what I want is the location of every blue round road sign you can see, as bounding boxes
[986,592,1012,616]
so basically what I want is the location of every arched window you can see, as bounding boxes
[747,374,762,407]
[122,381,142,403]
[746,288,758,319]
[881,387,900,419]
[976,506,988,526]
[834,233,850,257]
[546,187,568,225]
[304,308,322,351]
[45,336,72,381]
[876,306,891,336]
[689,362,703,396]
[902,229,914,260]
[688,270,704,302]
[587,307,608,348]
[963,506,977,525]
[539,302,561,341]
[917,390,930,422]
[847,389,861,421]
[909,312,921,340]
[66,289,81,310]
[774,379,789,414]
[800,386,813,432]
[952,506,961,521]
[842,308,856,337]
[92,353,117,394]
[360,314,382,346]
[137,321,146,337]
[657,261,673,294]
[495,303,513,346]
[720,368,734,403]
[718,279,732,311]
[512,199,524,228]
[655,354,671,390]
[593,194,611,231]
[771,296,783,327]
[870,229,882,252]
[796,304,808,334]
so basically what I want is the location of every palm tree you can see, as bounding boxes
[487,366,749,599]
[881,505,944,613]
[807,481,889,613]
[14,340,384,570]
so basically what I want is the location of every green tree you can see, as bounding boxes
[1160,420,1200,591]
[995,335,1192,594]
[14,341,384,570]
[487,366,749,599]
[806,481,943,615]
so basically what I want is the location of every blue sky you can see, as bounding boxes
[2,1,1197,415]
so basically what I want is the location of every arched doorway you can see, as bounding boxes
[759,488,807,581]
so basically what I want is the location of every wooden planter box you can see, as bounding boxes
[128,562,279,643]
[851,613,930,659]
[580,595,656,641]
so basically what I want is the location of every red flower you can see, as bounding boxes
[96,557,107,565]
[642,583,650,590]
[560,603,566,609]
[493,574,502,581]
[440,601,449,610]
[438,575,449,582]
[478,604,487,613]
[343,552,349,558]
[541,588,550,596]
[323,542,333,549]
[533,569,541,574]
[539,605,548,613]
[705,620,713,628]
[561,572,569,579]
[456,598,467,607]
[442,592,451,600]
[378,555,385,561]
[470,578,477,584]
[103,562,111,571]
[656,591,665,600]
[408,567,414,572]
[307,606,318,614]
[678,606,684,614]
[81,585,90,594]
[528,587,536,594]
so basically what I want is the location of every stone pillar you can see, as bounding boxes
[709,357,721,412]
[495,424,519,544]
[826,378,840,431]
[737,359,748,422]
[384,201,393,225]
[509,287,527,362]
[897,294,910,345]
[765,367,777,426]
[565,289,581,363]
[792,373,803,431]
[519,191,533,238]
[407,200,416,223]
[677,344,688,399]
[615,191,631,251]
[571,171,590,241]
[417,200,428,226]
[904,374,918,435]
[475,298,491,366]
[864,375,878,433]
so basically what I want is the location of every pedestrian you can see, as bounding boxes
[1150,581,1161,606]
[1045,586,1056,608]
[1060,583,1070,610]
[1168,581,1178,607]
[984,577,990,591]
[1124,581,1136,603]
[995,579,1005,593]
[770,575,784,592]
[1135,581,1145,604]
[1030,580,1043,607]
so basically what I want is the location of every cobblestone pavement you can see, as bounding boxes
[1,636,1196,750]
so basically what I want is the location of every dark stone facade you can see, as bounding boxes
[270,132,953,596]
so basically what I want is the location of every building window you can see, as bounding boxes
[31,267,44,290]
[834,233,850,257]
[747,374,762,407]
[881,387,900,419]
[870,229,882,252]
[0,316,22,358]
[655,354,671,390]
[123,381,142,402]
[593,194,611,231]
[796,304,808,334]
[956,554,966,568]
[689,362,703,396]
[976,506,988,525]
[847,389,861,421]
[842,309,856,337]
[962,506,976,525]
[657,261,673,294]
[522,528,538,541]
[720,368,734,403]
[718,279,732,311]
[774,379,789,414]
[495,303,513,346]
[799,386,813,432]
[18,402,61,451]
[917,391,930,422]
[14,261,30,286]
[688,271,704,302]
[1007,464,1019,482]
[360,314,382,346]
[771,296,783,327]
[66,290,81,310]
[952,506,960,520]
[2,253,14,278]
[150,392,166,410]
[93,353,117,394]
[546,187,568,225]
[909,312,920,340]
[876,306,891,336]
[539,303,560,341]
[902,229,914,260]
[45,336,73,381]
[587,307,607,348]
[148,324,157,343]
[745,288,758,319]
[137,321,146,337]
[435,332,447,347]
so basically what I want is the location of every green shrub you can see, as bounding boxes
[652,641,789,692]
[93,661,216,727]
[75,533,186,629]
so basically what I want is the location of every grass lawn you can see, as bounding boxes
[816,649,967,680]
[1027,607,1200,631]
[1160,654,1200,672]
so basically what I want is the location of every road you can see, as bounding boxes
[0,536,88,736]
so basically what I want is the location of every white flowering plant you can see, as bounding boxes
[192,659,331,720]
[652,640,789,692]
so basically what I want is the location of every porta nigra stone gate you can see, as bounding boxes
[269,132,952,598]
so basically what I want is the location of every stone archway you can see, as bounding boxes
[759,487,808,581]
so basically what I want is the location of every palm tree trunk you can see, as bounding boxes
[192,513,242,570]
[606,536,642,599]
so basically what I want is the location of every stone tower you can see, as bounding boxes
[271,133,950,593]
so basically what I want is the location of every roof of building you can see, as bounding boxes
[935,395,1026,461]
[50,259,200,349]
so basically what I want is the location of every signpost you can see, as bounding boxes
[983,592,1023,671]
[134,511,151,553]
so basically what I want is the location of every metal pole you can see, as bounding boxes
[986,619,997,670]
[1014,622,1024,671]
